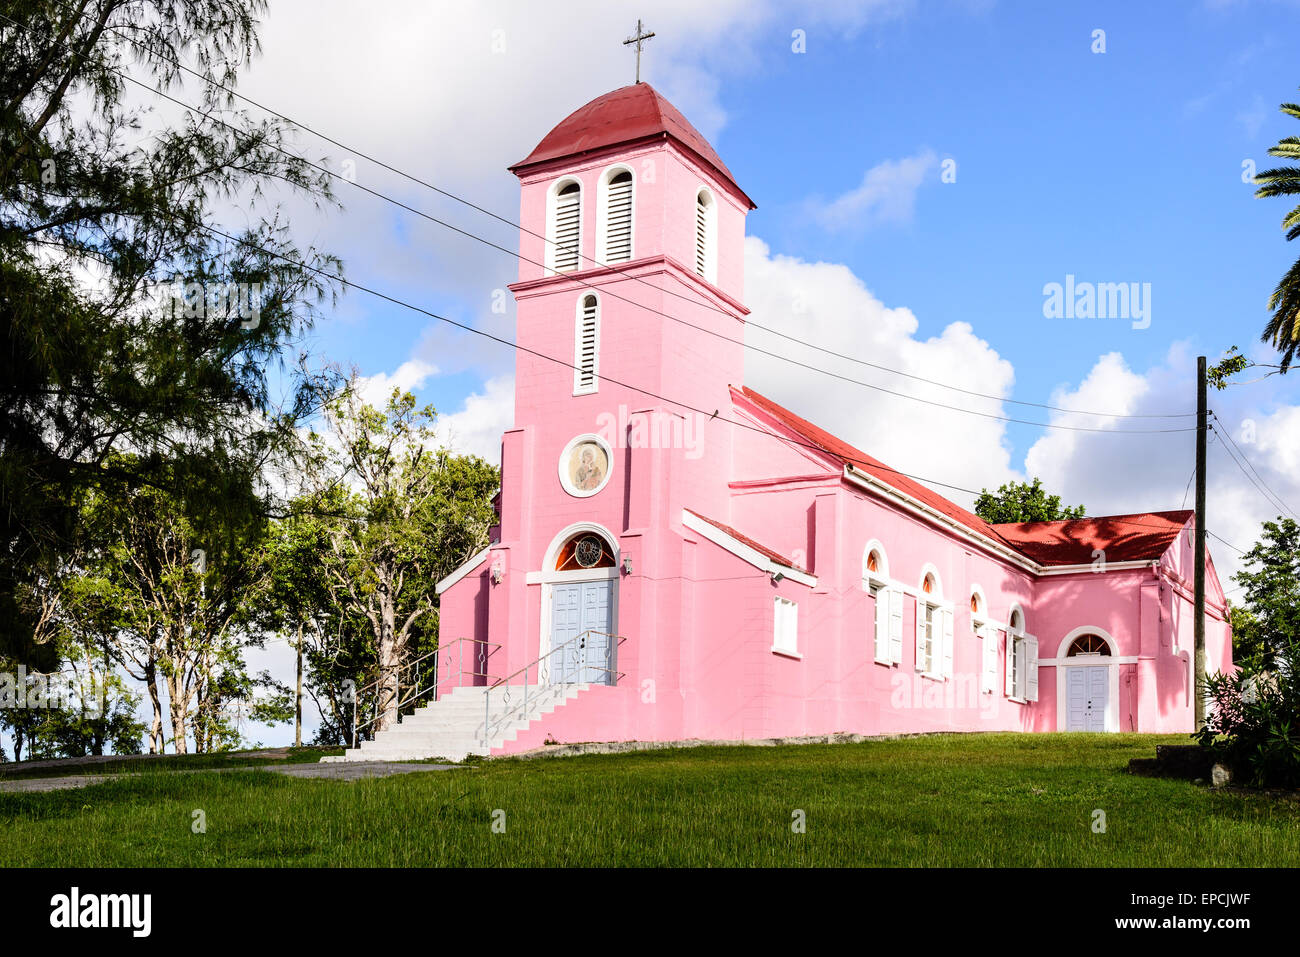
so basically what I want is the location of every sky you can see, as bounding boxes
[62,0,1300,748]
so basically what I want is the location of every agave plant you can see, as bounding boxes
[1254,93,1300,371]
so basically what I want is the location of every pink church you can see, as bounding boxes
[354,84,1235,761]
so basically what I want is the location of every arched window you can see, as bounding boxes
[1067,634,1111,657]
[915,566,952,678]
[554,532,616,571]
[1004,605,1038,703]
[864,542,899,666]
[600,168,633,264]
[695,187,717,282]
[573,294,599,394]
[550,180,581,273]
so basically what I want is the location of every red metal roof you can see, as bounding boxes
[992,511,1192,567]
[509,83,755,208]
[733,385,1191,569]
[685,509,805,571]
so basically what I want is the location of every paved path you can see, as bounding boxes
[0,761,459,794]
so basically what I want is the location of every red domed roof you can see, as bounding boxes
[509,83,754,208]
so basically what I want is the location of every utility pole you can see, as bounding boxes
[1194,355,1207,731]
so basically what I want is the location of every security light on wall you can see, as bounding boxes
[770,570,785,584]
[491,559,504,584]
[622,555,633,575]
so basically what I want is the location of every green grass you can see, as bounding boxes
[0,746,344,780]
[0,733,1296,866]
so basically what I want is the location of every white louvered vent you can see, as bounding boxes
[574,295,599,393]
[553,183,580,272]
[695,193,709,277]
[605,171,633,263]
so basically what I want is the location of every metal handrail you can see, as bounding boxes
[478,629,626,747]
[351,637,501,745]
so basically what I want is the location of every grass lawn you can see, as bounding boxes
[0,733,1296,866]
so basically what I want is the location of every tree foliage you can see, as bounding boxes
[1228,517,1300,672]
[1,0,343,662]
[974,478,1086,525]
[1253,90,1300,371]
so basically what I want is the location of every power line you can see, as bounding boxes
[1210,412,1299,521]
[1208,530,1246,556]
[1208,421,1299,522]
[28,1,1196,424]
[95,63,1197,434]
[4,14,1226,550]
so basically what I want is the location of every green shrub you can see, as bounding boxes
[1195,640,1300,788]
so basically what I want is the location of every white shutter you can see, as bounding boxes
[941,607,954,678]
[605,173,632,263]
[695,198,708,276]
[553,185,580,272]
[574,297,598,393]
[888,589,903,664]
[1025,635,1039,702]
[914,599,926,673]
[873,588,889,664]
[980,627,996,693]
[1004,631,1015,697]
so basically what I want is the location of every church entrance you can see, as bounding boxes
[550,580,615,685]
[1066,665,1108,731]
[539,526,619,687]
[1063,632,1112,732]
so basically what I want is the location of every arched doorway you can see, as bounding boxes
[539,525,620,686]
[1056,628,1117,732]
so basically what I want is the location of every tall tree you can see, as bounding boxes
[304,385,498,736]
[974,478,1086,525]
[1,0,342,664]
[1230,517,1300,672]
[1254,90,1300,370]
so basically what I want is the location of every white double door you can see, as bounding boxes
[1066,665,1108,732]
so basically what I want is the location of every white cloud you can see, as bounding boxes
[440,375,515,464]
[805,151,939,231]
[1023,344,1300,585]
[742,236,1019,506]
[354,358,438,407]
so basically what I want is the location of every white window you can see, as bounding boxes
[695,187,717,283]
[773,597,799,657]
[865,544,902,666]
[1003,609,1039,702]
[914,570,953,678]
[599,168,633,264]
[549,180,581,273]
[573,294,599,394]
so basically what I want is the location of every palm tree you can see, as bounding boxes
[1254,93,1300,371]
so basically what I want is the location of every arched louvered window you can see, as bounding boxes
[695,187,716,281]
[573,294,599,394]
[551,180,581,273]
[603,170,633,264]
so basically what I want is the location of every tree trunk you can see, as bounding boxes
[166,669,188,754]
[145,663,164,754]
[374,591,398,734]
[295,622,303,748]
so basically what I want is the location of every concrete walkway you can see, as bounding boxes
[0,761,459,794]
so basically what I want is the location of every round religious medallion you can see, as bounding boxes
[574,535,604,568]
[558,434,613,498]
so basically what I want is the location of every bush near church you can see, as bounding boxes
[1195,640,1300,789]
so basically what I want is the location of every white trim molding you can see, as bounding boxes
[435,546,491,595]
[682,509,817,587]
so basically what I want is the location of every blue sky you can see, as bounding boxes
[90,0,1300,747]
